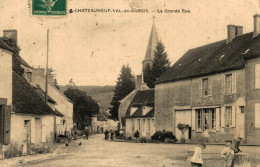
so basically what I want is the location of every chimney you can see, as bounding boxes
[227,25,243,43]
[33,68,45,79]
[3,30,17,44]
[253,14,260,37]
[135,75,142,88]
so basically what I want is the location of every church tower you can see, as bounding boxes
[142,16,158,71]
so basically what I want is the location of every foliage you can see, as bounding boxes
[64,88,99,129]
[12,53,24,76]
[53,78,59,90]
[110,65,135,120]
[143,41,170,88]
[151,131,177,142]
[177,123,189,135]
[177,123,189,143]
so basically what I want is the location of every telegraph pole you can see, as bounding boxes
[45,29,49,102]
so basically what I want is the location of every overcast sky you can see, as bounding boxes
[1,0,259,86]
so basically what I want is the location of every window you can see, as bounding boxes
[147,119,150,132]
[24,120,30,127]
[211,109,216,129]
[26,72,32,83]
[196,108,216,131]
[255,103,260,128]
[138,119,141,131]
[226,74,232,93]
[143,119,145,132]
[240,106,245,114]
[202,78,209,96]
[197,110,202,130]
[226,107,232,127]
[256,64,260,88]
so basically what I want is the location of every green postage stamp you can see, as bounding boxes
[32,0,67,16]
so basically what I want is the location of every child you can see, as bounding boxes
[221,140,235,167]
[190,143,206,167]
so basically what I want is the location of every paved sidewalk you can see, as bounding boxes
[0,138,85,167]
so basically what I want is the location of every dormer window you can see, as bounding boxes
[27,72,32,83]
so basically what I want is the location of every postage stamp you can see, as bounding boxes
[32,0,66,16]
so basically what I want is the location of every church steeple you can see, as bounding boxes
[142,16,158,70]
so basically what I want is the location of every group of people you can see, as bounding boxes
[190,137,242,167]
[104,130,115,140]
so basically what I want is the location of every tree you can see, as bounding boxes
[143,64,154,88]
[143,41,171,88]
[177,123,189,143]
[53,79,59,90]
[110,65,135,120]
[64,88,99,129]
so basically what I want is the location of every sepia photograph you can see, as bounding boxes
[0,0,260,166]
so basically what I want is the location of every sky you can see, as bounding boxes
[1,0,259,86]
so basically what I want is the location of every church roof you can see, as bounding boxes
[143,19,158,61]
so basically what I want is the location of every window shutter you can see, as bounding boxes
[216,108,220,131]
[221,107,225,128]
[192,109,196,130]
[222,75,225,94]
[31,118,36,143]
[232,106,236,127]
[41,117,46,142]
[3,105,11,145]
[199,80,202,97]
[232,73,236,93]
[208,78,212,96]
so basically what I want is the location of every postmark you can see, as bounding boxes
[32,0,67,16]
[130,0,142,9]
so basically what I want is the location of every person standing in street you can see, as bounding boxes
[190,143,206,167]
[221,140,235,167]
[134,130,140,142]
[104,130,109,140]
[85,126,89,140]
[110,130,114,140]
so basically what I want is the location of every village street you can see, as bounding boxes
[0,134,258,167]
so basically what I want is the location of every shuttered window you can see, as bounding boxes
[255,103,260,128]
[202,78,209,96]
[226,107,232,127]
[226,74,232,93]
[256,64,260,88]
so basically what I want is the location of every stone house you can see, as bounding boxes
[91,110,118,133]
[0,30,62,158]
[118,18,157,132]
[154,15,260,145]
[125,89,155,139]
[31,70,73,136]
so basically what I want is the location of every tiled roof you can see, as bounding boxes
[125,89,154,118]
[0,37,33,69]
[54,109,64,117]
[12,72,57,116]
[156,33,260,84]
[33,85,56,104]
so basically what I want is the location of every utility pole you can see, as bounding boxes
[45,29,49,102]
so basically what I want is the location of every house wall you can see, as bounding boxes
[155,69,246,143]
[125,118,155,139]
[7,113,55,157]
[0,49,12,105]
[118,89,137,129]
[32,75,73,133]
[155,79,191,132]
[245,57,260,144]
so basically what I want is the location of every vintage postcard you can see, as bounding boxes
[0,0,260,166]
